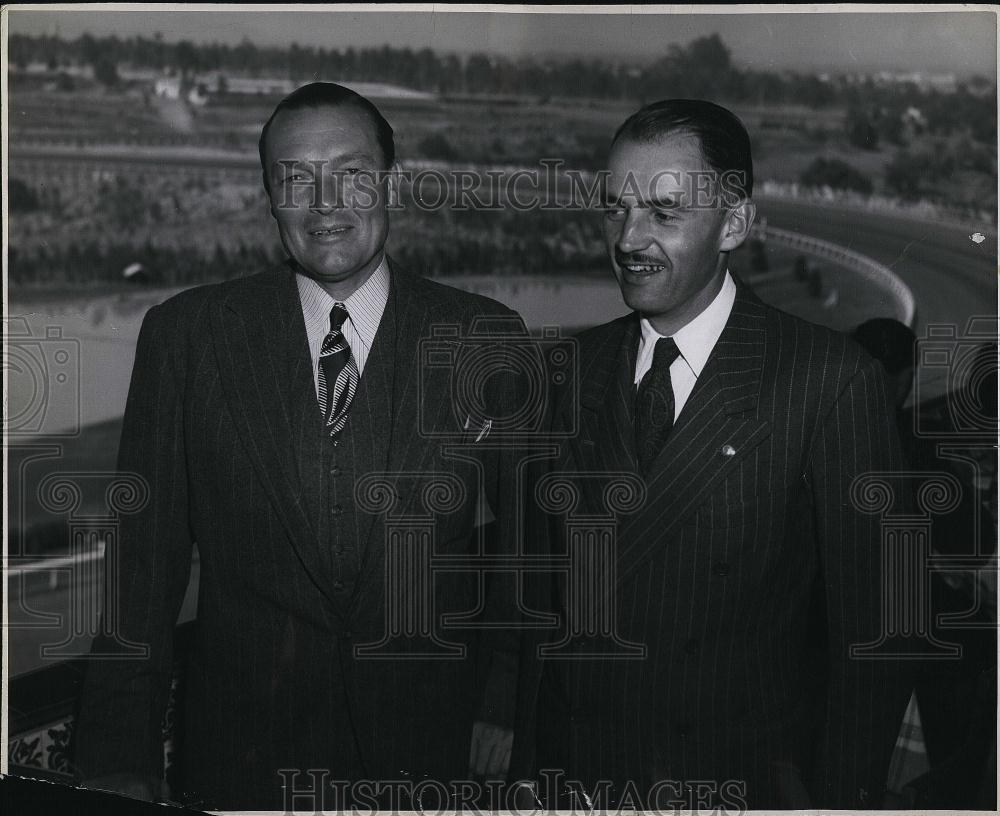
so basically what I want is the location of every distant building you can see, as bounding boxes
[15,60,92,78]
[155,76,181,100]
[902,106,927,128]
[871,70,958,94]
[195,72,435,101]
[217,76,296,96]
[153,75,209,105]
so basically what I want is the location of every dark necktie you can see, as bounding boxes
[318,303,359,436]
[635,337,681,474]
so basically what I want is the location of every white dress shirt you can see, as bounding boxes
[296,257,390,398]
[633,271,736,421]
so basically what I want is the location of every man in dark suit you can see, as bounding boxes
[517,100,911,809]
[74,83,522,810]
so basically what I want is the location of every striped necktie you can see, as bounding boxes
[318,303,359,436]
[635,337,681,474]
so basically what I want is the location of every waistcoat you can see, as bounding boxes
[314,286,399,614]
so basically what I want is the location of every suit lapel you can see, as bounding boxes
[615,287,773,583]
[568,315,640,490]
[384,261,440,479]
[347,281,397,480]
[601,318,642,475]
[211,267,337,606]
[353,262,446,594]
[343,276,398,591]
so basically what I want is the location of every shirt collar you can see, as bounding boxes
[638,270,736,376]
[295,256,390,344]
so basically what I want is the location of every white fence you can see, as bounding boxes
[751,223,917,328]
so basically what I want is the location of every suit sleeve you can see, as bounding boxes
[807,356,913,808]
[506,337,573,781]
[474,307,533,730]
[73,303,194,782]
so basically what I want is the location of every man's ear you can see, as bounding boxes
[719,200,757,252]
[385,161,403,209]
[263,172,277,219]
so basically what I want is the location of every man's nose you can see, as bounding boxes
[309,174,346,213]
[616,210,649,254]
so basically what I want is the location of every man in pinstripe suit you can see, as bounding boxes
[520,100,911,809]
[74,83,522,809]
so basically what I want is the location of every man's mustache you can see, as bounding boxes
[615,250,664,266]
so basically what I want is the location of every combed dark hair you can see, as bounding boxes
[612,99,753,199]
[851,318,917,375]
[258,82,395,178]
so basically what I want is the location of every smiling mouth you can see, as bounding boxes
[309,226,352,237]
[620,262,666,275]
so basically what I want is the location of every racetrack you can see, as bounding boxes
[756,196,997,336]
[12,144,995,332]
[9,145,997,409]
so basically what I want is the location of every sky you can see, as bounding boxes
[6,5,997,77]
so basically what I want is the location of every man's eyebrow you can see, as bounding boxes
[273,159,311,171]
[271,152,378,170]
[601,193,681,209]
[646,194,681,209]
[328,152,378,165]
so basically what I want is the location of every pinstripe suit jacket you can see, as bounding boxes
[73,261,525,810]
[524,283,911,809]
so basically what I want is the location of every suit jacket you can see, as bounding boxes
[74,261,526,810]
[519,282,911,810]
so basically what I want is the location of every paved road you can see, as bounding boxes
[757,197,997,403]
[757,196,997,335]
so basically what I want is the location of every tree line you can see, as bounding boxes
[10,31,996,124]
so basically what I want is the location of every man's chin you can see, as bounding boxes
[296,253,367,282]
[294,251,385,296]
[619,286,667,316]
[306,268,362,284]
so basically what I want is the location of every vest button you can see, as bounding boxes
[711,561,729,577]
[330,465,342,477]
[331,504,344,516]
[333,579,345,591]
[334,545,344,556]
